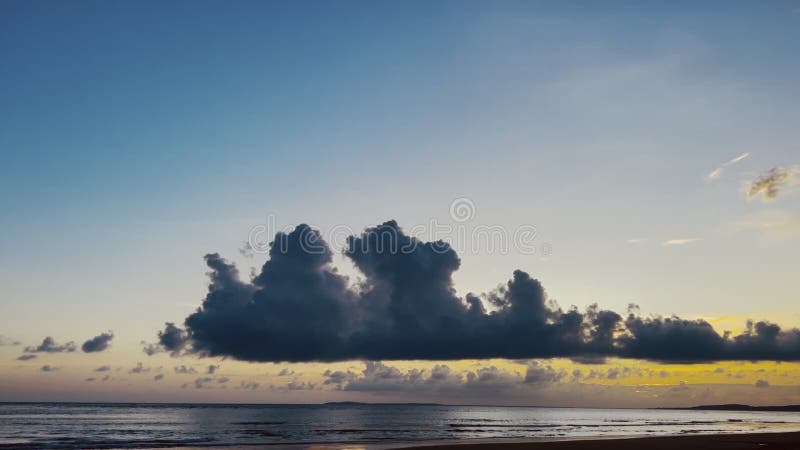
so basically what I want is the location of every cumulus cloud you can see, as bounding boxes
[315,362,800,407]
[40,365,58,372]
[140,323,190,356]
[158,323,189,354]
[150,221,800,363]
[129,362,150,374]
[141,341,160,356]
[755,379,770,388]
[340,361,423,392]
[25,337,76,353]
[174,365,198,374]
[17,354,36,361]
[94,365,111,372]
[81,331,114,353]
[191,377,214,389]
[321,361,567,398]
[189,376,230,389]
[582,366,643,381]
[747,167,797,201]
[154,374,165,381]
[239,380,261,390]
[206,364,219,375]
[273,381,317,391]
[323,369,358,387]
[524,361,567,385]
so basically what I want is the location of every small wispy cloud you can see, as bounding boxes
[706,167,723,182]
[725,152,751,166]
[239,242,255,258]
[706,152,750,183]
[723,210,800,240]
[0,335,20,346]
[626,238,646,245]
[662,238,701,246]
[747,166,798,202]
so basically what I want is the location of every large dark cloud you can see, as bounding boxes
[81,331,114,353]
[152,221,800,363]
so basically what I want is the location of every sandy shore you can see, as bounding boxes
[394,432,800,450]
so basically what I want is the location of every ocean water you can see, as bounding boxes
[1,403,799,449]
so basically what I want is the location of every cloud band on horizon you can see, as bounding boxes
[150,221,800,363]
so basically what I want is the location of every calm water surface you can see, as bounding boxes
[1,403,799,449]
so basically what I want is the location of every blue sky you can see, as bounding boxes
[1,1,799,403]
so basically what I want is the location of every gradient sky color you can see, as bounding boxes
[1,0,799,406]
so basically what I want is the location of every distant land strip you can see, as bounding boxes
[686,404,800,412]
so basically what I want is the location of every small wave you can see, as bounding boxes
[448,423,563,428]
[311,428,419,434]
[241,430,282,437]
[232,421,287,425]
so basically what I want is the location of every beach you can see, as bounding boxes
[398,432,800,450]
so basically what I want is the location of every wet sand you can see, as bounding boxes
[397,432,800,450]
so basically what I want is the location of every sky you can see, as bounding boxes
[1,0,800,406]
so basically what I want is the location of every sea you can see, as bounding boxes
[1,402,799,449]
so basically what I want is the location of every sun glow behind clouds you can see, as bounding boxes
[4,339,800,407]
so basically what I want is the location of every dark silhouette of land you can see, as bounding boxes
[686,404,800,412]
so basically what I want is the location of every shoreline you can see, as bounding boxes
[390,431,800,450]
